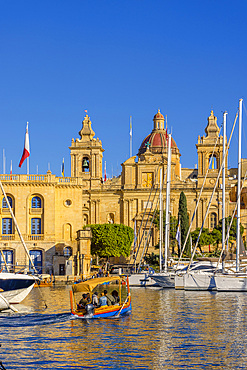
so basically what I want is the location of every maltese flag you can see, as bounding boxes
[19,122,30,168]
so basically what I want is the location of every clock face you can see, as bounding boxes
[142,173,153,188]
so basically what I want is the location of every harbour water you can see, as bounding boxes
[0,285,247,369]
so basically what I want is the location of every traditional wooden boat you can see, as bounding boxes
[70,276,131,319]
[34,274,52,288]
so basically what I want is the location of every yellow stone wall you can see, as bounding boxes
[0,110,241,274]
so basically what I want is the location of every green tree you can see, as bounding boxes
[191,227,214,253]
[178,192,190,256]
[213,216,244,241]
[87,223,134,258]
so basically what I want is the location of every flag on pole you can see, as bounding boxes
[133,219,137,250]
[130,116,132,138]
[61,158,64,177]
[19,122,30,168]
[104,161,107,182]
[176,220,181,248]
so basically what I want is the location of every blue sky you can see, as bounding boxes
[1,0,247,177]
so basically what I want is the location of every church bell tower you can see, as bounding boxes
[69,113,104,188]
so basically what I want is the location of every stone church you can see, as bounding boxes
[0,109,243,277]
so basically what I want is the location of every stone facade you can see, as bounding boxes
[0,110,242,275]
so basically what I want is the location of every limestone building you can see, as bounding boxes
[0,109,241,276]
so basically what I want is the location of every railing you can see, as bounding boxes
[0,234,56,241]
[0,174,83,186]
[0,234,15,240]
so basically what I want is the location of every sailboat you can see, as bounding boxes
[215,98,247,291]
[149,134,177,288]
[176,108,239,290]
[0,179,37,311]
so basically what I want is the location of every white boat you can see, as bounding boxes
[175,261,220,290]
[215,99,247,291]
[128,272,157,287]
[215,273,247,291]
[0,272,36,303]
[150,271,175,288]
[0,180,38,311]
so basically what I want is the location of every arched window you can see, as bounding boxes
[32,196,41,208]
[2,196,12,208]
[2,218,12,234]
[209,155,217,169]
[64,246,72,257]
[82,157,90,173]
[107,213,114,224]
[31,218,41,234]
[0,250,13,271]
[210,212,217,229]
[29,250,42,274]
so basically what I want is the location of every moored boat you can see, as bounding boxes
[70,276,131,319]
[0,272,36,305]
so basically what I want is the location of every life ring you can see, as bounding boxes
[149,268,155,275]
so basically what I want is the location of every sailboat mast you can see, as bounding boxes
[164,134,171,273]
[222,111,227,270]
[0,179,37,273]
[159,168,163,273]
[236,98,243,272]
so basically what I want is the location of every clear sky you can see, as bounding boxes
[1,0,247,178]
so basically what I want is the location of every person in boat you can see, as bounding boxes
[78,293,88,308]
[111,290,120,304]
[105,290,115,306]
[99,291,108,306]
[92,291,99,307]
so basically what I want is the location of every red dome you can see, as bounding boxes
[138,131,178,155]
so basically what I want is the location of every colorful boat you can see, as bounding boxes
[34,274,52,288]
[70,276,131,319]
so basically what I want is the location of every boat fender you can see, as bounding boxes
[85,303,94,316]
[149,268,155,275]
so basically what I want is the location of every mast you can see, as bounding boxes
[222,111,227,271]
[236,98,243,272]
[159,168,163,272]
[164,134,171,273]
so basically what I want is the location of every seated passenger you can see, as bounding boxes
[99,291,107,306]
[105,291,115,306]
[78,293,88,309]
[92,291,99,307]
[112,290,120,304]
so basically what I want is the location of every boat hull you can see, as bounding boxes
[175,274,184,289]
[0,273,36,304]
[128,273,157,287]
[71,298,132,319]
[184,273,216,291]
[150,273,175,288]
[215,274,247,291]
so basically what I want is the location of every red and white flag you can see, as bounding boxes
[104,161,107,182]
[19,122,30,168]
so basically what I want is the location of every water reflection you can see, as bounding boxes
[0,286,247,369]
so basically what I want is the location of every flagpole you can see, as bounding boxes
[130,116,132,158]
[3,149,5,174]
[27,122,29,175]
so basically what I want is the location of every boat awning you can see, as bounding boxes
[72,276,121,293]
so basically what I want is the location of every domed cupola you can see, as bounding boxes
[138,109,179,156]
